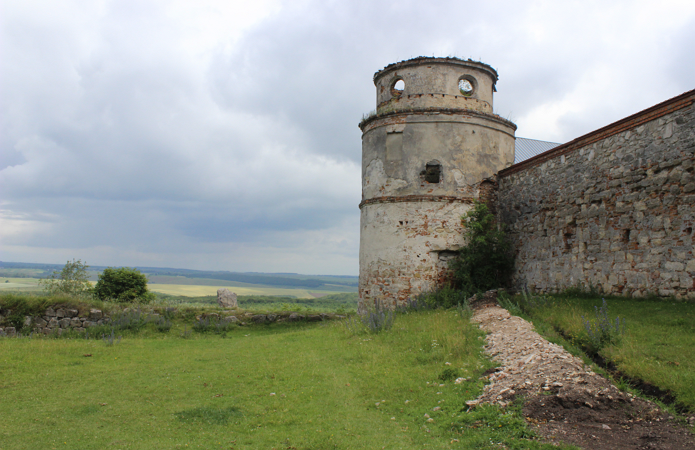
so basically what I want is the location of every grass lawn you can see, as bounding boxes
[509,294,695,411]
[0,310,572,450]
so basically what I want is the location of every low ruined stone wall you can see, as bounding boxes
[0,306,109,336]
[0,308,346,337]
[498,90,695,299]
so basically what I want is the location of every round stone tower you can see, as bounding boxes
[358,57,517,309]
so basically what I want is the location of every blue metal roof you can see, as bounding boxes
[514,137,560,164]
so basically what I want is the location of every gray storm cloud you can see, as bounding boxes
[1,0,694,274]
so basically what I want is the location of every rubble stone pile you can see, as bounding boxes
[469,303,630,409]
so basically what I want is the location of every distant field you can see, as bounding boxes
[147,275,355,292]
[0,276,350,299]
[147,283,343,299]
[0,268,45,277]
[0,277,41,291]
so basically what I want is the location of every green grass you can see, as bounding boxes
[510,294,695,411]
[0,309,573,450]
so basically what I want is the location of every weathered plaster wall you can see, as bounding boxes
[359,200,472,306]
[498,91,695,298]
[359,57,516,309]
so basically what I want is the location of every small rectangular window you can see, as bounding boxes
[424,163,441,183]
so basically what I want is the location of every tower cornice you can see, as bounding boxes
[359,107,517,133]
[374,57,499,86]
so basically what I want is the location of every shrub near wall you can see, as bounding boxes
[498,91,695,298]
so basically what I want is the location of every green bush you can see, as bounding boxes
[38,259,92,297]
[450,201,514,294]
[94,267,153,303]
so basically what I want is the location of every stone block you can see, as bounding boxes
[663,261,685,271]
[83,321,97,328]
[66,309,79,318]
[661,271,676,281]
[56,309,65,318]
[48,318,59,328]
[45,307,57,317]
[34,317,47,328]
[70,318,81,328]
[89,309,103,321]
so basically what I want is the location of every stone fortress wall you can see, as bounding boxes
[497,90,695,298]
[359,57,695,309]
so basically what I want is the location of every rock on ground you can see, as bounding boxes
[217,288,238,309]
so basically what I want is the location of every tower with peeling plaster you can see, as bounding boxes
[358,57,517,309]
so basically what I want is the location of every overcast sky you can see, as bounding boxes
[2,0,694,275]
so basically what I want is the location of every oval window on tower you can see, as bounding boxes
[391,78,405,97]
[458,77,475,97]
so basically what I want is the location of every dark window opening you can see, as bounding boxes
[423,163,441,183]
[622,229,631,243]
[437,250,458,263]
[563,226,575,253]
[685,227,692,235]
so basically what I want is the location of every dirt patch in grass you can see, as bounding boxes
[175,405,243,425]
[524,388,694,449]
[470,294,695,450]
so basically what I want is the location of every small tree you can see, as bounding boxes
[39,259,92,297]
[450,201,514,294]
[94,267,152,303]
